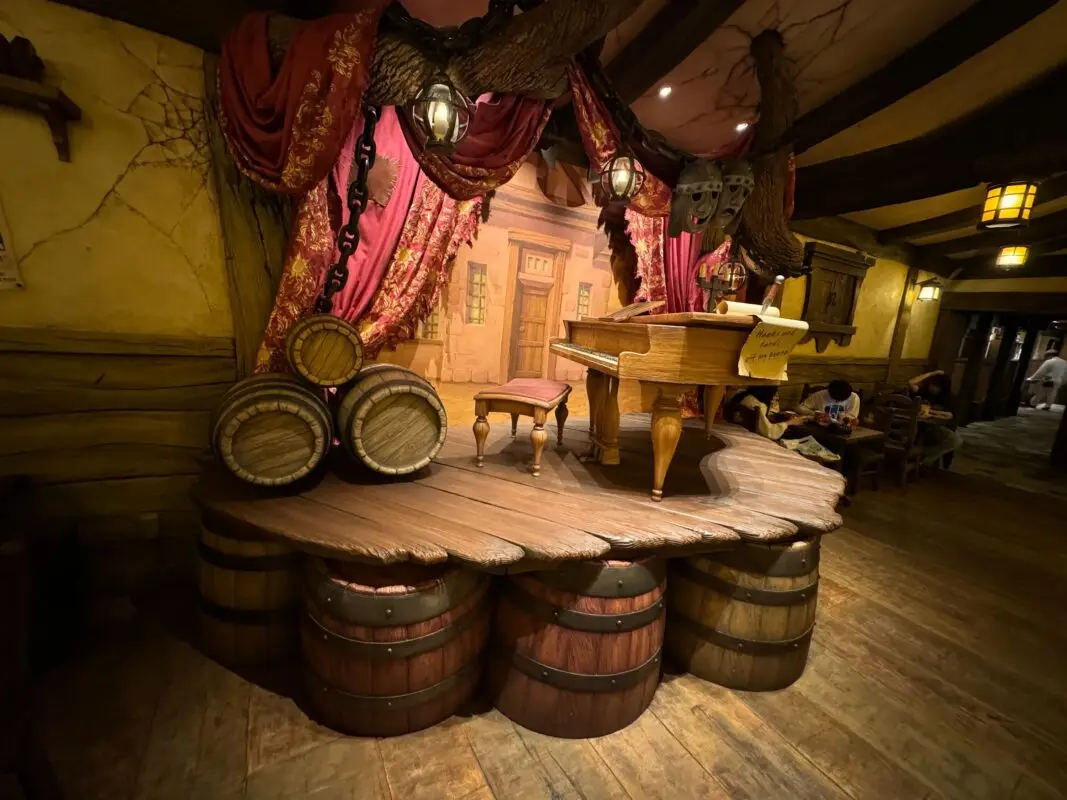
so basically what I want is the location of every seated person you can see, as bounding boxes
[907,370,961,465]
[797,380,861,426]
[724,386,806,441]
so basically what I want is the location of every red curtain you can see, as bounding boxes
[217,5,389,194]
[357,176,483,357]
[623,208,668,303]
[400,94,552,200]
[665,231,704,313]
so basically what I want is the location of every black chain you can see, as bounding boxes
[316,105,380,314]
[383,1,544,65]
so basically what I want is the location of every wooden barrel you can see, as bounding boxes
[489,559,665,738]
[285,314,364,388]
[197,518,301,666]
[665,536,820,691]
[335,364,447,475]
[301,559,490,737]
[211,373,332,486]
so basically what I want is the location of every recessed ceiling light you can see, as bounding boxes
[657,85,672,99]
[735,121,750,133]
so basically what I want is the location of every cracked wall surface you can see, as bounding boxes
[0,0,232,338]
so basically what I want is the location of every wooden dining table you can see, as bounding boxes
[800,422,886,495]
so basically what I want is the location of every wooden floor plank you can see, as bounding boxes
[509,725,632,799]
[378,719,489,800]
[461,710,570,800]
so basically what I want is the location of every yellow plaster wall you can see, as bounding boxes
[779,237,940,361]
[0,0,231,337]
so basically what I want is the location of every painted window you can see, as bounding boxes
[577,282,592,318]
[420,304,442,340]
[467,262,488,324]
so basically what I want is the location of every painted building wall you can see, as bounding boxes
[0,0,231,338]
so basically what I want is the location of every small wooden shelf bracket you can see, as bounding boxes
[0,74,82,161]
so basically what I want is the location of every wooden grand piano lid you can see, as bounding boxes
[594,301,756,329]
[597,300,665,321]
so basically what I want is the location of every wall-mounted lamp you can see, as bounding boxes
[916,277,943,302]
[978,182,1038,229]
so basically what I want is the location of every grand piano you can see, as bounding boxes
[551,308,792,501]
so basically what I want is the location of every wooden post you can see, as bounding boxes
[1052,406,1067,469]
[886,266,919,386]
[982,317,1019,420]
[928,307,970,373]
[1005,321,1040,416]
[955,312,994,425]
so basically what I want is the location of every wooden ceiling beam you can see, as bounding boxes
[878,173,1067,244]
[604,0,744,105]
[790,0,1056,155]
[953,254,1067,280]
[793,63,1067,219]
[921,208,1067,258]
[789,216,955,277]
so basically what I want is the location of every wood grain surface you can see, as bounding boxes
[285,315,364,388]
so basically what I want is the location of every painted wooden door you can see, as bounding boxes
[512,284,550,378]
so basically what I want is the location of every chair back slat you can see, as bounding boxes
[872,393,920,453]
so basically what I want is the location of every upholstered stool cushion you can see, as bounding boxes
[474,379,571,409]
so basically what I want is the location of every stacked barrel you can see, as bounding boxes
[210,315,448,486]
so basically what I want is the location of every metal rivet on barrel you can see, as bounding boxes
[322,634,328,641]
[616,619,623,627]
[793,642,800,649]
[387,701,392,708]
[384,607,393,618]
[387,647,393,655]
[745,591,752,600]
[553,610,559,619]
[737,643,745,651]
[610,679,617,686]
[801,558,807,566]
[542,671,549,679]
[617,579,624,589]
[326,596,332,603]
[658,601,664,609]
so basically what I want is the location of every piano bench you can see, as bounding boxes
[472,379,572,476]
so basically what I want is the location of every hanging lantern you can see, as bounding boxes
[409,79,472,152]
[916,277,943,301]
[599,152,645,202]
[996,245,1030,268]
[978,182,1038,229]
[696,241,747,308]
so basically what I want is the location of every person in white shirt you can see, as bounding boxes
[797,380,861,424]
[1028,348,1067,410]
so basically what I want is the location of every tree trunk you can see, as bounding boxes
[738,31,805,278]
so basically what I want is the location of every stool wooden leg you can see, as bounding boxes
[510,413,519,437]
[473,399,490,467]
[531,408,548,476]
[554,401,569,446]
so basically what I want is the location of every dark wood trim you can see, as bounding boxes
[956,312,994,424]
[886,267,919,385]
[0,326,234,358]
[942,292,1067,315]
[603,0,743,104]
[793,63,1067,218]
[790,217,955,277]
[951,254,1067,280]
[790,0,1056,155]
[1051,406,1067,469]
[54,0,255,52]
[928,308,970,373]
[1004,321,1041,416]
[878,173,1067,244]
[921,209,1067,259]
[982,317,1020,419]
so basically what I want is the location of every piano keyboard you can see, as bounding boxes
[550,342,621,374]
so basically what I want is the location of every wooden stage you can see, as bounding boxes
[197,415,846,569]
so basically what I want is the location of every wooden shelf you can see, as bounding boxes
[0,74,81,161]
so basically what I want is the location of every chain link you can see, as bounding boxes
[316,105,380,315]
[384,1,544,65]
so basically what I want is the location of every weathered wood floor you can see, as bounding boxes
[197,415,845,570]
[27,449,1067,799]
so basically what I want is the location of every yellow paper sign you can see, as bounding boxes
[738,316,808,381]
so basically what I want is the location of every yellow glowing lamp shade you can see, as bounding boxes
[916,277,942,301]
[410,80,472,152]
[979,182,1038,229]
[599,153,645,202]
[996,245,1030,268]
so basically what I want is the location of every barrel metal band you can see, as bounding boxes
[198,540,299,573]
[303,599,484,660]
[669,612,814,657]
[494,647,661,694]
[199,598,297,626]
[504,582,664,633]
[713,539,820,577]
[672,560,817,607]
[304,660,478,713]
[533,559,665,597]
[305,561,485,627]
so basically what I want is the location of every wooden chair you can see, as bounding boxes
[473,379,571,476]
[872,393,922,488]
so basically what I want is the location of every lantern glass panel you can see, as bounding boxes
[979,182,1039,229]
[996,245,1030,268]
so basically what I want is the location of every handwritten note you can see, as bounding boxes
[738,316,808,381]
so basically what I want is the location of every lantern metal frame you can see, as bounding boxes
[409,79,473,153]
[978,181,1039,230]
[696,245,747,310]
[995,245,1030,269]
[916,277,943,302]
[599,152,645,203]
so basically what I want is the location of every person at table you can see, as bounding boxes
[798,380,861,426]
[907,370,961,464]
[1027,347,1066,410]
[725,386,806,441]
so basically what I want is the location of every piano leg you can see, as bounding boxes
[600,377,621,466]
[704,385,725,438]
[582,369,605,462]
[650,394,682,501]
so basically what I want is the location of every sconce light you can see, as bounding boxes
[599,152,645,203]
[978,182,1038,229]
[916,277,943,302]
[409,79,472,153]
[995,245,1030,268]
